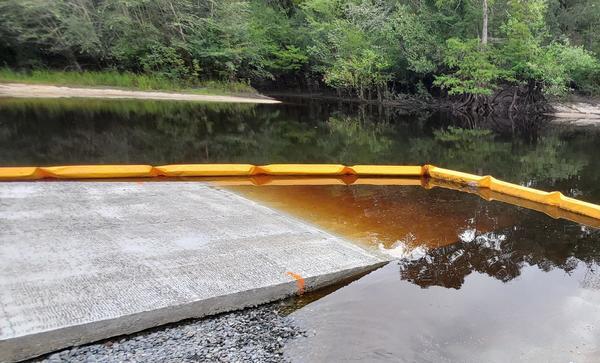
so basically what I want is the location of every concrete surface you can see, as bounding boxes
[0,182,386,362]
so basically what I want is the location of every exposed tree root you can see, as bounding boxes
[448,83,552,134]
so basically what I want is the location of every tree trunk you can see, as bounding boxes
[64,49,82,71]
[481,0,488,46]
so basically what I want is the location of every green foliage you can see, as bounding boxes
[324,49,391,99]
[387,5,441,74]
[0,0,598,98]
[434,126,494,146]
[494,0,547,80]
[546,0,600,57]
[299,0,445,98]
[528,42,600,96]
[0,68,256,95]
[434,39,507,95]
[565,55,600,96]
[139,45,192,81]
[247,2,308,76]
[435,0,600,97]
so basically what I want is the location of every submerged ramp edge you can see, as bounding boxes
[0,182,386,362]
[1,163,599,221]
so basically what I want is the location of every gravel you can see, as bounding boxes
[31,303,305,363]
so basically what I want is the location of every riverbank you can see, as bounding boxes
[0,69,257,96]
[271,90,600,125]
[266,91,445,115]
[549,96,600,125]
[0,83,280,104]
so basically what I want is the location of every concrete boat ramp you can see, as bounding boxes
[0,182,386,362]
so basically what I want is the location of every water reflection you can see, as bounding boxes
[225,181,600,361]
[278,192,600,362]
[401,213,600,289]
[284,262,600,362]
[2,97,600,201]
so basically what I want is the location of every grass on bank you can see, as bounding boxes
[0,68,258,96]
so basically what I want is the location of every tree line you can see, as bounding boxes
[0,0,599,99]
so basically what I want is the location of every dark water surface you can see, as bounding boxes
[230,183,600,361]
[269,185,600,362]
[2,97,600,201]
[2,97,600,361]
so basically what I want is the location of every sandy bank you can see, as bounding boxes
[0,83,280,104]
[549,98,600,126]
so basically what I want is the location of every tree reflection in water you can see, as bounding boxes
[400,213,600,289]
[4,97,600,292]
[2,97,600,203]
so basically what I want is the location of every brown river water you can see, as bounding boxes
[225,181,600,361]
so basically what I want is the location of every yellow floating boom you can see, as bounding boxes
[1,164,599,221]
